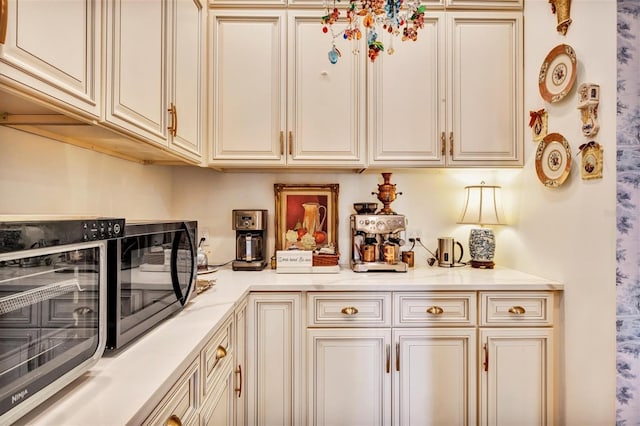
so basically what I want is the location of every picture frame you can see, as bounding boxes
[274,183,339,253]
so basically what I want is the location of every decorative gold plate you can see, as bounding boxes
[538,44,577,103]
[535,132,572,187]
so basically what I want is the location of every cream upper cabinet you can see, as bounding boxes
[286,10,366,167]
[0,0,101,117]
[169,0,205,161]
[208,9,365,169]
[368,11,522,168]
[105,0,203,161]
[367,13,446,167]
[208,9,287,166]
[446,12,522,166]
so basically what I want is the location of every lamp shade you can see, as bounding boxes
[457,184,505,226]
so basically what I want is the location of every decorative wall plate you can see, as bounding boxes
[538,44,577,103]
[535,132,572,187]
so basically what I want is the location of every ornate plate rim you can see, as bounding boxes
[538,43,577,103]
[535,132,572,187]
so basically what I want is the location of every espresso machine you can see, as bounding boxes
[232,210,267,271]
[350,214,408,272]
[350,172,408,272]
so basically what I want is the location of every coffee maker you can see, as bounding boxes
[350,214,408,272]
[232,210,267,271]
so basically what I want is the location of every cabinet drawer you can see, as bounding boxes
[143,357,199,426]
[393,292,477,326]
[307,292,391,327]
[202,313,234,397]
[480,292,554,326]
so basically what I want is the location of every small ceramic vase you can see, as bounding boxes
[469,228,496,269]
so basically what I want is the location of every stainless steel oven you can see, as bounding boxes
[0,217,124,424]
[106,220,196,351]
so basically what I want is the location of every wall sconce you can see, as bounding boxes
[457,182,505,269]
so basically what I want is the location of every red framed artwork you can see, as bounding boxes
[274,183,339,252]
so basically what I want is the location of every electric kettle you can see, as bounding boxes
[436,237,464,267]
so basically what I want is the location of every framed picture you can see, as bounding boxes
[274,183,339,252]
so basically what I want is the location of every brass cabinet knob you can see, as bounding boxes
[215,345,227,360]
[341,306,359,315]
[426,306,444,315]
[165,414,182,426]
[508,306,526,315]
[211,345,227,369]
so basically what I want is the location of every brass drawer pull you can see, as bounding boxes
[341,306,359,315]
[508,306,526,315]
[426,306,444,315]
[0,0,7,45]
[235,364,243,398]
[166,414,182,426]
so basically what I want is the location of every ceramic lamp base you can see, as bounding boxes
[468,228,496,268]
[470,260,495,269]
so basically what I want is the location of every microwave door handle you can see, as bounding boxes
[170,222,195,305]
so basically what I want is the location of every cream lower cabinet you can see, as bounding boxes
[246,292,303,426]
[307,328,393,425]
[394,329,476,426]
[207,10,365,169]
[201,313,235,425]
[478,291,555,426]
[143,357,201,426]
[307,291,477,426]
[234,297,248,426]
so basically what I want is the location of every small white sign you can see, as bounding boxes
[276,250,313,273]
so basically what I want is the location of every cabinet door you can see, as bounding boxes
[0,0,101,116]
[307,328,392,426]
[287,10,366,167]
[247,293,302,426]
[143,357,200,426]
[105,0,168,145]
[367,13,446,167]
[234,298,248,426]
[446,12,522,166]
[169,0,204,160]
[394,328,476,426]
[200,359,235,426]
[208,10,286,166]
[479,328,553,426]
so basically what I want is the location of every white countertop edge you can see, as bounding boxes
[18,265,562,425]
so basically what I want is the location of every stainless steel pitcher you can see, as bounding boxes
[437,237,464,267]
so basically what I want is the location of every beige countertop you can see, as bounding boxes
[17,265,562,425]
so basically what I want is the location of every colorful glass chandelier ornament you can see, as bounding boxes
[321,0,426,63]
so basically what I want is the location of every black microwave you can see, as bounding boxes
[106,221,197,351]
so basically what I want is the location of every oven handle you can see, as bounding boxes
[170,221,195,306]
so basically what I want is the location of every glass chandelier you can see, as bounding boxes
[321,0,426,63]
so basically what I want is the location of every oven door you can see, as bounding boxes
[108,221,195,350]
[0,242,106,424]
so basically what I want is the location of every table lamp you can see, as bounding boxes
[457,182,505,269]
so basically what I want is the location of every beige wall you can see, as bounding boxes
[0,0,617,422]
[0,126,175,219]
